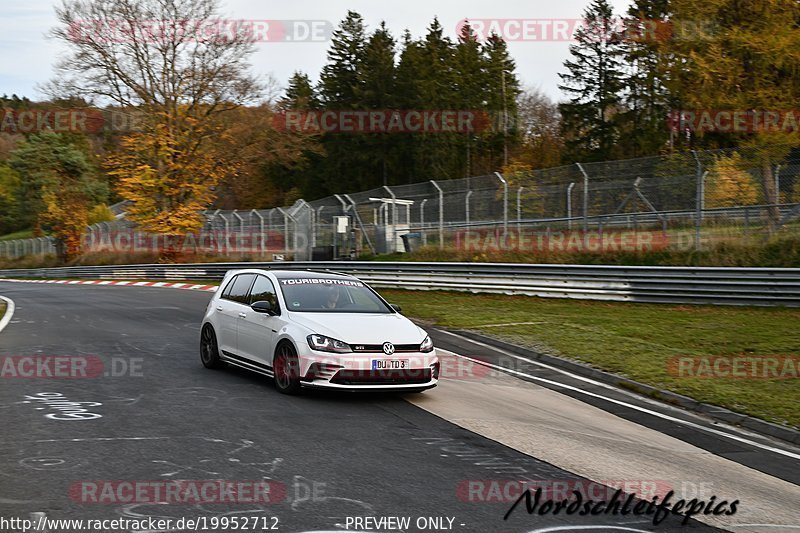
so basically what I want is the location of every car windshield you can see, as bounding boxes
[277,277,392,313]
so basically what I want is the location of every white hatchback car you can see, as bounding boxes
[200,269,439,394]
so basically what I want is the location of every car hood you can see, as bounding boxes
[287,312,425,344]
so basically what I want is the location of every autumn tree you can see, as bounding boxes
[8,133,108,261]
[0,164,21,235]
[512,88,563,170]
[705,153,759,208]
[49,0,260,235]
[665,0,800,230]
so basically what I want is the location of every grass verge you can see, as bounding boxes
[381,289,800,429]
[372,234,800,267]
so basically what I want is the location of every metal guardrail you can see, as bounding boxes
[1,262,799,307]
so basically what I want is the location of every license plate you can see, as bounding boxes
[372,359,408,370]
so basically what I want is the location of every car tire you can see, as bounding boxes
[200,325,225,369]
[273,342,302,395]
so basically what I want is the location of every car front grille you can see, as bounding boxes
[330,368,433,385]
[350,344,420,353]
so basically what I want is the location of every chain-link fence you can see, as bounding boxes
[2,145,800,260]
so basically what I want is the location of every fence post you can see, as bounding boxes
[420,198,428,246]
[575,163,590,247]
[516,186,524,231]
[232,210,244,255]
[343,193,376,255]
[251,209,265,253]
[384,185,398,253]
[315,206,326,250]
[692,150,704,251]
[219,213,230,255]
[430,180,444,249]
[465,190,473,225]
[494,172,508,243]
[276,207,293,258]
[566,182,576,230]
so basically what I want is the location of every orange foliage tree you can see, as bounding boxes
[705,153,760,208]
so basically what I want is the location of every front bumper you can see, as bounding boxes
[297,350,439,391]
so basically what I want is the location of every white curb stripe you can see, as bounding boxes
[0,279,218,293]
[0,295,14,334]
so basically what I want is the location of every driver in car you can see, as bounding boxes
[323,286,341,309]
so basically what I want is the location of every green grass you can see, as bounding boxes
[0,229,34,241]
[381,289,800,428]
[0,300,6,323]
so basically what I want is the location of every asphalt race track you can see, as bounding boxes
[0,282,795,532]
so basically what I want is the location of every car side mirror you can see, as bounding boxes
[390,304,402,313]
[251,300,278,315]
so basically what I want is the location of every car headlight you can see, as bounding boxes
[307,334,352,353]
[420,336,434,353]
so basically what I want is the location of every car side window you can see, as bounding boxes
[221,276,236,299]
[223,274,256,305]
[249,276,279,311]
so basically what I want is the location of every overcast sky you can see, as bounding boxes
[0,0,630,104]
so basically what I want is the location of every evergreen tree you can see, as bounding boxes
[558,0,626,162]
[317,11,369,192]
[415,18,460,181]
[395,31,427,183]
[358,22,398,185]
[617,0,672,156]
[280,72,317,110]
[483,33,521,171]
[453,22,488,176]
[319,11,367,107]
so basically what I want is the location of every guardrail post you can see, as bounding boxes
[494,172,508,243]
[430,180,444,249]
